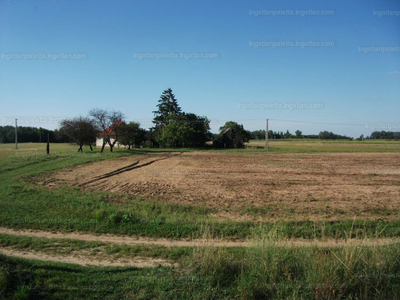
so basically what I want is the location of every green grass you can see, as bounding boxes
[0,255,180,300]
[189,241,400,299]
[1,241,400,299]
[0,233,192,262]
[246,139,400,153]
[3,139,400,159]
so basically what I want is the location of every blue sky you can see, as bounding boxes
[0,0,399,137]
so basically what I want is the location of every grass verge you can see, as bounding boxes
[1,240,399,299]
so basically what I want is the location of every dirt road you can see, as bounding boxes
[1,227,399,268]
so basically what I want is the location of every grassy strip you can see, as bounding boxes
[246,139,400,153]
[0,233,192,261]
[1,241,400,299]
[0,255,179,300]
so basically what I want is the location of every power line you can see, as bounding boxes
[265,119,366,127]
[211,118,366,127]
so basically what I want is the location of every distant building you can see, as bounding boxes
[96,120,124,148]
[214,127,244,148]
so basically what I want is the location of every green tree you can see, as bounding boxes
[119,122,146,149]
[60,117,96,152]
[152,88,182,146]
[153,88,182,128]
[369,131,400,140]
[160,113,211,148]
[250,130,266,139]
[295,130,302,138]
[318,131,352,140]
[218,121,251,142]
[183,113,211,147]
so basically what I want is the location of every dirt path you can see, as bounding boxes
[1,227,399,248]
[1,227,399,268]
[0,248,173,268]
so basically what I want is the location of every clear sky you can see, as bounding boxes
[0,0,399,137]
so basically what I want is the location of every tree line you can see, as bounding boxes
[248,130,352,140]
[57,88,213,152]
[59,112,147,152]
[369,131,400,140]
[249,130,400,141]
[0,126,70,143]
[2,88,399,150]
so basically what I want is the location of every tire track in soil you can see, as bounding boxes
[1,227,398,268]
[77,152,183,187]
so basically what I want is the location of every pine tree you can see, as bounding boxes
[152,88,182,128]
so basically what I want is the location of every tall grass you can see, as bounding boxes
[189,233,400,299]
[0,228,399,299]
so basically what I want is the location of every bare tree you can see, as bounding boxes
[60,117,96,152]
[89,108,124,152]
[107,110,124,152]
[89,108,108,152]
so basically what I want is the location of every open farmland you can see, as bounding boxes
[39,150,400,222]
[246,139,400,152]
[1,142,400,299]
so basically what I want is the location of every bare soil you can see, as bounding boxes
[0,248,173,268]
[39,152,400,221]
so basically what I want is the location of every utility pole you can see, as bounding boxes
[15,119,18,149]
[47,133,50,155]
[265,119,269,150]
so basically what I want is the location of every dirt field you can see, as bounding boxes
[39,151,400,222]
